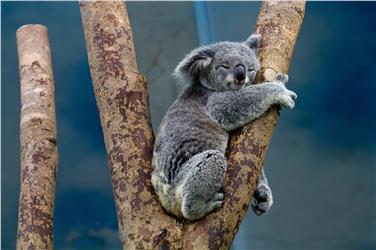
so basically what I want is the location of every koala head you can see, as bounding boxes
[174,34,261,91]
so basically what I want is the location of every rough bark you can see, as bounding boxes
[16,24,58,250]
[80,1,305,249]
[183,2,306,248]
[79,2,182,249]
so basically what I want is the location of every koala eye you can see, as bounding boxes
[216,64,229,70]
[247,67,255,72]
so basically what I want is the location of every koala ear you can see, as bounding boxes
[244,33,261,54]
[174,46,215,84]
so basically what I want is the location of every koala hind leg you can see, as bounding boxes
[251,167,273,216]
[179,150,227,220]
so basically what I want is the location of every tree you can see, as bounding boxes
[16,24,58,250]
[16,1,306,249]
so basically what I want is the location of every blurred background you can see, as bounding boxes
[2,2,375,249]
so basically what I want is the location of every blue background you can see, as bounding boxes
[2,2,375,249]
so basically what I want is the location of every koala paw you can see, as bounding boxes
[275,73,289,85]
[251,184,273,216]
[210,192,224,209]
[276,87,297,109]
[210,200,224,211]
[212,192,224,201]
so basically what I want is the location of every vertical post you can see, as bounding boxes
[16,24,58,250]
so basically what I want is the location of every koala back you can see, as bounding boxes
[153,85,228,185]
[151,85,228,217]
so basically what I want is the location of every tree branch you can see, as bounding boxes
[16,24,58,250]
[182,2,306,248]
[79,2,181,249]
[80,1,305,249]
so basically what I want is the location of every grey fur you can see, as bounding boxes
[152,34,296,220]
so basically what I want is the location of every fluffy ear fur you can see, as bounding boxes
[244,33,261,54]
[173,46,215,84]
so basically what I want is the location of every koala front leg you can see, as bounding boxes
[252,167,273,215]
[206,74,297,131]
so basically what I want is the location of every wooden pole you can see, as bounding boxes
[16,24,58,250]
[80,1,305,249]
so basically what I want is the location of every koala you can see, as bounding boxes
[151,34,297,220]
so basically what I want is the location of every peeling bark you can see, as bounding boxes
[16,24,58,250]
[80,1,305,249]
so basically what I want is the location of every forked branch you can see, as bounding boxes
[80,1,305,249]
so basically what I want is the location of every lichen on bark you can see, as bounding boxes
[80,1,305,249]
[16,24,58,250]
[186,2,307,248]
[80,2,183,249]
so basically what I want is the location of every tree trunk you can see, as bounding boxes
[16,24,58,250]
[79,2,180,249]
[80,1,305,249]
[183,2,306,248]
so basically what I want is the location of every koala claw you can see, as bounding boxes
[284,97,295,109]
[209,192,224,211]
[288,90,298,100]
[212,192,224,201]
[275,73,289,85]
[277,88,297,109]
[251,184,273,216]
[211,200,224,210]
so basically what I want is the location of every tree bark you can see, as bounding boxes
[80,1,305,249]
[16,24,58,250]
[183,2,306,248]
[79,2,181,249]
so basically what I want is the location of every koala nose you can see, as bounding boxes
[234,64,246,84]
